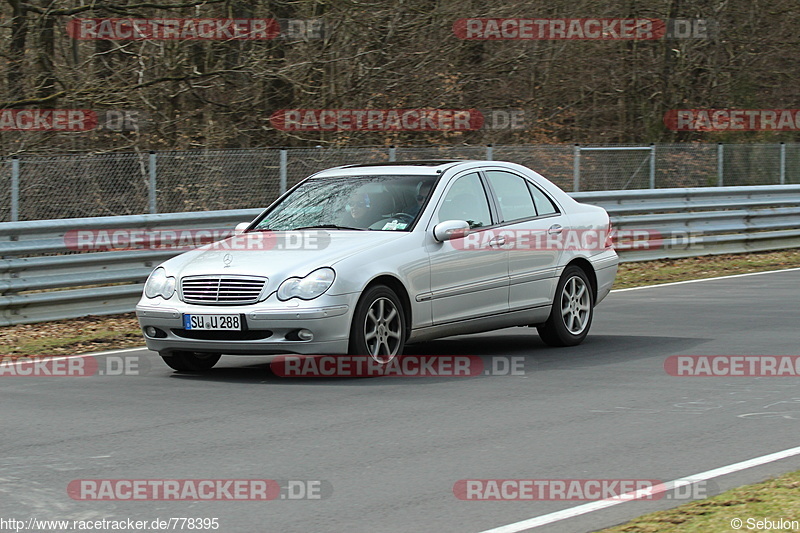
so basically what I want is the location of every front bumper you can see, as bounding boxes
[136,295,355,356]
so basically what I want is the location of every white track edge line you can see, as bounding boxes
[478,444,800,533]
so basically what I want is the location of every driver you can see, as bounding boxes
[341,191,380,228]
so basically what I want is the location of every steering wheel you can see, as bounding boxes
[382,212,415,223]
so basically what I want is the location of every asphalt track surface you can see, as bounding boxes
[2,269,799,533]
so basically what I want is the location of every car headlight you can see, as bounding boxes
[144,267,176,299]
[277,267,335,301]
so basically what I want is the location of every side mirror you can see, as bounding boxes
[433,220,470,242]
[234,222,250,235]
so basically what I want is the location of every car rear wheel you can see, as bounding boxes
[160,351,221,372]
[349,285,406,363]
[538,266,594,347]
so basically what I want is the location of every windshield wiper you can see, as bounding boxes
[291,224,365,231]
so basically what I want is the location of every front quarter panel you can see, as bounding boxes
[327,231,432,329]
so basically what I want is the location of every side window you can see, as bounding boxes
[437,173,492,229]
[527,181,560,216]
[485,170,536,222]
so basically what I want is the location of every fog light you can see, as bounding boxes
[297,329,314,341]
[144,326,167,338]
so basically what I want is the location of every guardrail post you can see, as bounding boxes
[279,149,288,194]
[148,151,157,214]
[649,143,656,189]
[10,156,19,222]
[780,142,786,185]
[486,144,493,160]
[389,145,396,162]
[573,144,580,192]
[717,143,724,187]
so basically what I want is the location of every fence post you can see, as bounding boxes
[148,151,157,214]
[780,142,786,185]
[649,143,656,189]
[279,149,288,194]
[573,144,580,192]
[486,144,493,160]
[717,143,724,187]
[388,145,396,162]
[11,156,19,222]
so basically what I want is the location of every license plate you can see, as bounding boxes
[183,314,243,331]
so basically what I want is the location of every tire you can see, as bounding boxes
[160,351,221,372]
[537,265,594,347]
[348,285,406,363]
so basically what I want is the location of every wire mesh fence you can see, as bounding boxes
[2,143,799,222]
[577,147,652,191]
[394,145,490,161]
[788,144,800,185]
[16,152,149,221]
[493,145,574,191]
[156,149,283,213]
[0,160,9,222]
[654,143,718,188]
[720,143,781,187]
[286,147,389,189]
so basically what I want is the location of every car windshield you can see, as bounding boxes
[253,174,437,231]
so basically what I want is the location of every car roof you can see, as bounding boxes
[343,160,463,168]
[312,160,483,177]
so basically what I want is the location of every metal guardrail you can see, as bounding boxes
[0,209,261,325]
[2,185,799,325]
[574,184,800,261]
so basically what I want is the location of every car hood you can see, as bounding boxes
[159,230,407,281]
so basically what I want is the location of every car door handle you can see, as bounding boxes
[488,236,506,246]
[548,224,563,235]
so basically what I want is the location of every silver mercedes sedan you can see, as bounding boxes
[136,160,618,371]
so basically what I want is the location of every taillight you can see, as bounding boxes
[605,221,614,248]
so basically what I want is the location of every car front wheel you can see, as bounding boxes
[160,351,221,372]
[538,266,594,347]
[349,285,406,363]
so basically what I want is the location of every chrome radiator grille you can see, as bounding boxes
[181,276,267,305]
